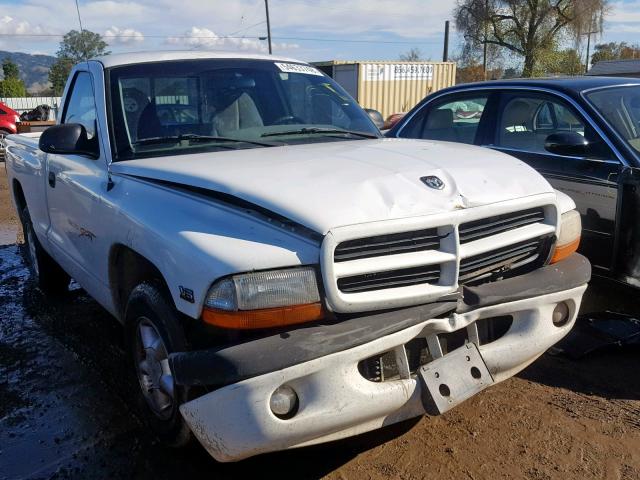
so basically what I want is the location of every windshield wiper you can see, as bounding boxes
[132,134,278,148]
[261,127,379,139]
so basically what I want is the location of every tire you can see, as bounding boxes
[21,206,70,295]
[125,281,192,447]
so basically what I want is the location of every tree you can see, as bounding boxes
[56,30,110,63]
[0,58,26,97]
[534,48,584,76]
[454,37,504,83]
[48,57,75,96]
[399,48,423,61]
[48,30,110,96]
[0,78,26,97]
[456,62,486,83]
[456,59,503,83]
[2,59,19,80]
[503,67,520,78]
[591,42,640,64]
[455,0,610,77]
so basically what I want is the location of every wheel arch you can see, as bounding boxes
[12,178,26,219]
[108,244,174,322]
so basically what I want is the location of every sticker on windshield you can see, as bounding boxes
[275,62,323,76]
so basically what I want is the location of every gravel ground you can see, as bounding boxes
[1,166,639,480]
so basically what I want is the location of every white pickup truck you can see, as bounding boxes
[4,51,590,462]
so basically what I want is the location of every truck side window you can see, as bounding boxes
[63,72,97,138]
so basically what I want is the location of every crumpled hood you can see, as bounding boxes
[110,138,553,234]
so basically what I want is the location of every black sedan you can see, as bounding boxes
[387,77,640,287]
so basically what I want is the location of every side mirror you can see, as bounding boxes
[39,123,99,158]
[544,132,589,157]
[364,108,384,130]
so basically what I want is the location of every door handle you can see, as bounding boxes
[48,171,56,188]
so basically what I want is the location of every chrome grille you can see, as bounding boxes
[459,207,545,244]
[334,228,441,262]
[337,265,441,293]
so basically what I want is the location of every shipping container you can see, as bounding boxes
[313,60,456,120]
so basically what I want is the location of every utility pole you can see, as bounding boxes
[585,31,592,74]
[443,21,450,62]
[583,28,599,73]
[264,0,273,54]
[582,13,600,74]
[582,29,599,73]
[483,0,489,80]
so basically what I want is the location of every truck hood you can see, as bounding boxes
[110,138,553,234]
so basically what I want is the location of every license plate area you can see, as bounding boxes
[419,342,493,414]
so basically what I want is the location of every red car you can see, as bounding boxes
[0,102,20,137]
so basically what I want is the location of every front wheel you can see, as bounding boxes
[21,206,70,295]
[125,282,192,447]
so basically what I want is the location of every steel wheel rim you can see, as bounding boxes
[25,223,39,278]
[134,317,175,420]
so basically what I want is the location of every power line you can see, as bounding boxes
[226,20,266,37]
[0,32,442,45]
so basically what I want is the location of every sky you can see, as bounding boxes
[0,0,639,64]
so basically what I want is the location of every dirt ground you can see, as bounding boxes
[1,166,639,480]
[0,165,20,244]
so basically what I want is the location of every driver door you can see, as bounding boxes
[484,92,621,271]
[45,70,110,289]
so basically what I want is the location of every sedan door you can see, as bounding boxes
[484,91,622,271]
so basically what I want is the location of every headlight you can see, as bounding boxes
[203,267,323,329]
[550,209,581,264]
[14,115,20,124]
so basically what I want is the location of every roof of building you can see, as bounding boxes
[587,59,640,76]
[92,50,304,69]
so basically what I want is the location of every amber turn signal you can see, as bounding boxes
[202,302,324,330]
[550,237,580,264]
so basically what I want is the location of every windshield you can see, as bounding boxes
[585,85,640,156]
[107,59,380,160]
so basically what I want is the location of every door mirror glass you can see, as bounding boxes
[39,123,99,158]
[544,132,589,157]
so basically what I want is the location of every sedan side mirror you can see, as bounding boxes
[544,132,589,157]
[39,123,99,158]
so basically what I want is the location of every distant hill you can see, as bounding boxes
[0,51,56,94]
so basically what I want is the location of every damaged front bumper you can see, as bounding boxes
[170,254,591,462]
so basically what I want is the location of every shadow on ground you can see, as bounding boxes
[517,276,640,402]
[519,348,640,402]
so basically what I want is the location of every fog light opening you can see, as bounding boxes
[552,302,571,327]
[270,385,299,419]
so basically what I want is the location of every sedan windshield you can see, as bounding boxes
[585,85,640,156]
[108,59,380,160]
